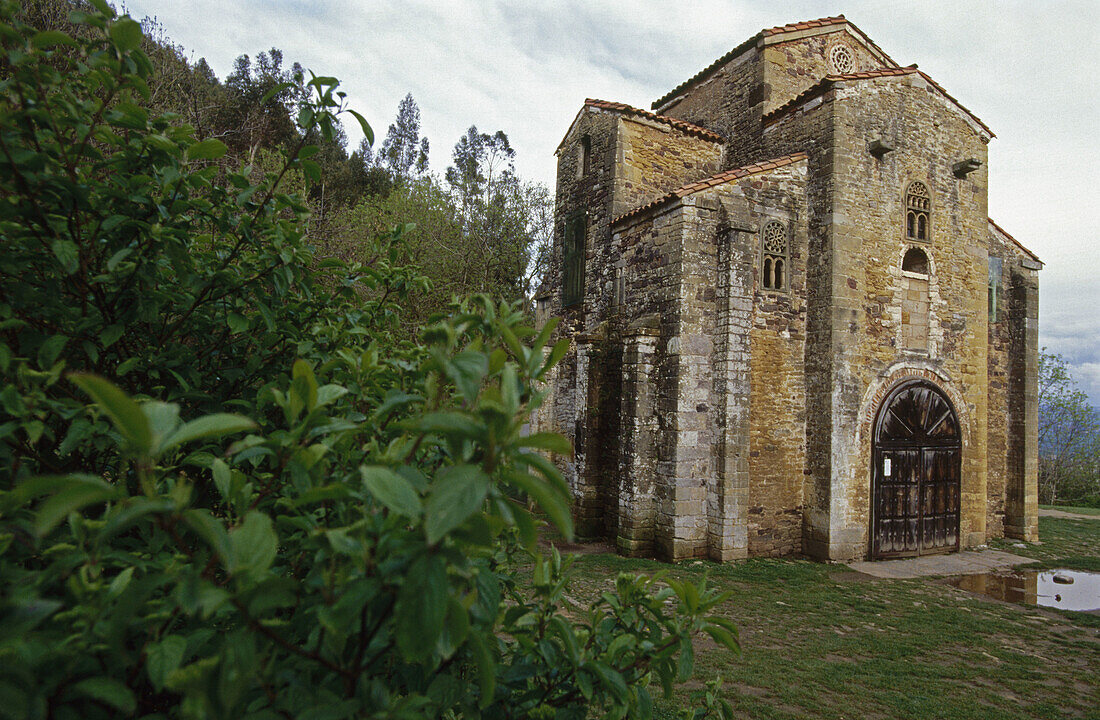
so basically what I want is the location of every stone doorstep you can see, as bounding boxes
[846,549,1034,580]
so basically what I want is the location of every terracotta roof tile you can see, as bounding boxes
[989,217,1041,264]
[653,16,899,111]
[761,15,847,36]
[762,66,994,138]
[612,152,809,226]
[555,99,724,153]
[585,99,724,142]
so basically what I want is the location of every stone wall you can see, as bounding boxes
[607,159,808,560]
[613,118,723,218]
[544,21,1037,564]
[988,223,1040,541]
[656,48,764,163]
[761,29,886,116]
[826,74,993,560]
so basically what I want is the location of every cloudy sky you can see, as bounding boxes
[121,0,1100,402]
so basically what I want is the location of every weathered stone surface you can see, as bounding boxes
[534,17,1039,563]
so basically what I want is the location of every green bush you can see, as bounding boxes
[0,4,738,718]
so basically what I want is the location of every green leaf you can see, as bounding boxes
[211,459,231,502]
[108,17,143,52]
[346,109,374,145]
[106,248,132,271]
[445,350,487,403]
[424,464,490,545]
[70,374,152,453]
[50,239,79,274]
[31,30,76,48]
[503,468,572,541]
[37,334,67,370]
[99,324,124,348]
[517,432,572,455]
[677,636,694,681]
[161,413,257,452]
[107,567,134,599]
[226,313,248,334]
[73,677,135,715]
[142,401,181,455]
[229,511,277,579]
[146,635,187,691]
[360,465,421,518]
[469,633,496,708]
[395,554,447,662]
[33,475,119,537]
[182,509,232,568]
[300,159,321,182]
[542,338,570,377]
[260,81,295,105]
[186,138,227,161]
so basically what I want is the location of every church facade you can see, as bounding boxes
[534,16,1041,562]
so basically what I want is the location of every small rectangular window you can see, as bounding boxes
[563,214,586,306]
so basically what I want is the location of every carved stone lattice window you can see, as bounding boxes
[906,181,930,241]
[829,43,854,74]
[760,220,788,291]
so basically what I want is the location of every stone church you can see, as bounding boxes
[534,15,1042,562]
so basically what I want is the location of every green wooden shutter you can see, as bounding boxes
[563,215,585,306]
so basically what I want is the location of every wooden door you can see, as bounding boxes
[871,381,960,558]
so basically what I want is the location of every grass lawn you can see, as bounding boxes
[558,515,1100,719]
[1040,504,1100,517]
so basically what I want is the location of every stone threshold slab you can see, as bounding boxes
[847,549,1034,579]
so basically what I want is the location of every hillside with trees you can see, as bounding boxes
[0,3,737,719]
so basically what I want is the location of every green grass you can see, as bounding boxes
[561,516,1100,720]
[1041,504,1100,516]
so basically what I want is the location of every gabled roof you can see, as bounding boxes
[988,217,1041,264]
[612,152,808,227]
[762,66,994,139]
[555,99,724,155]
[652,15,899,112]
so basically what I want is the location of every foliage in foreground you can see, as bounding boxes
[0,4,738,719]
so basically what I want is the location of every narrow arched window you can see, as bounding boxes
[902,247,928,275]
[577,135,591,179]
[900,247,930,351]
[760,220,788,291]
[905,182,930,241]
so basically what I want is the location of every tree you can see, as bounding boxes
[0,6,738,719]
[1037,351,1100,505]
[444,127,546,303]
[376,92,430,180]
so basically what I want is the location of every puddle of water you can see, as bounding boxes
[947,569,1100,612]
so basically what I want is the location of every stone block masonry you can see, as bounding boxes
[536,15,1040,563]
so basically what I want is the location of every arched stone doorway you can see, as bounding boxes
[871,379,960,558]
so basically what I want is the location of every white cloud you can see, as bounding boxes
[120,0,1100,401]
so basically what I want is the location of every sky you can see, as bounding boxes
[120,0,1100,402]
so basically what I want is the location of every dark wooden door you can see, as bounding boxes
[871,380,960,558]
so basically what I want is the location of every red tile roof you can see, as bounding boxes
[556,99,724,154]
[585,99,725,142]
[762,66,994,138]
[761,15,848,36]
[652,16,899,111]
[612,152,808,226]
[988,217,1041,264]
